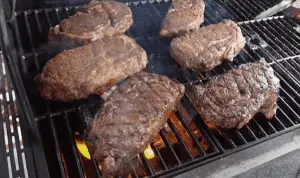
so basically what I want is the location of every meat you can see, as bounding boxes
[160,0,205,37]
[86,72,185,178]
[36,35,147,101]
[188,60,280,129]
[48,1,133,47]
[283,0,300,20]
[170,20,246,72]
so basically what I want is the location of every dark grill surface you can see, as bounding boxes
[2,0,300,177]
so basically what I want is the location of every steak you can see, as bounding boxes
[86,72,185,178]
[160,0,205,37]
[188,60,280,129]
[36,35,147,101]
[48,1,133,47]
[170,20,246,72]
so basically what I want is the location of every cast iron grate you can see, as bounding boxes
[2,0,300,177]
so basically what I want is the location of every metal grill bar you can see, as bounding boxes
[131,165,139,178]
[167,120,194,160]
[239,49,300,126]
[241,33,300,88]
[140,154,155,176]
[34,11,43,33]
[202,8,300,143]
[193,16,279,147]
[23,12,40,71]
[47,114,67,178]
[44,10,53,28]
[151,144,168,170]
[63,112,85,178]
[216,0,250,21]
[241,51,300,114]
[159,130,182,165]
[207,0,241,21]
[230,55,295,131]
[0,57,17,178]
[176,110,207,155]
[92,160,102,178]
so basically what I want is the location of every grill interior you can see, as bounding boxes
[3,0,300,177]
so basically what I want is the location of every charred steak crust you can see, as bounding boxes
[86,72,185,178]
[36,35,148,101]
[160,0,205,37]
[170,20,246,72]
[48,1,133,45]
[189,60,280,129]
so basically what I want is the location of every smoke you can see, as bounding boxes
[204,0,234,24]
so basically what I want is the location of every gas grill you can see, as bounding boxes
[1,0,300,177]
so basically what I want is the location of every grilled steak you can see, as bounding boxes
[170,20,246,72]
[48,1,133,47]
[160,0,205,37]
[188,60,280,129]
[86,72,185,178]
[36,35,147,101]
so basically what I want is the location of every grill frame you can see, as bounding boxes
[0,0,50,177]
[2,0,300,178]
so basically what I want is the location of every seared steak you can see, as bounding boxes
[86,72,185,178]
[36,35,147,101]
[48,1,133,46]
[188,60,280,129]
[160,0,205,37]
[170,20,246,72]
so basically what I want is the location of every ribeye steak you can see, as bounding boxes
[160,0,205,37]
[188,60,280,129]
[36,35,147,101]
[170,20,246,72]
[86,72,185,178]
[48,0,133,46]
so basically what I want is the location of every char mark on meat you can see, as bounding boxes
[48,0,133,48]
[170,20,246,72]
[86,72,185,178]
[160,0,205,37]
[188,59,280,129]
[36,35,147,101]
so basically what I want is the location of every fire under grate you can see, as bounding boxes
[2,0,300,177]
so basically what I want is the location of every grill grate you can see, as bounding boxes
[2,0,300,177]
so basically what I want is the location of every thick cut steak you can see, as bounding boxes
[48,1,133,47]
[36,35,147,101]
[86,72,185,178]
[189,60,280,129]
[170,20,246,72]
[160,0,205,37]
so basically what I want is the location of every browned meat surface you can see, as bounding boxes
[160,0,205,37]
[48,1,133,46]
[283,0,300,20]
[170,20,246,72]
[188,60,280,129]
[86,72,185,178]
[36,35,147,101]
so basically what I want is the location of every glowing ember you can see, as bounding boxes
[205,120,217,130]
[144,145,155,159]
[75,138,91,160]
